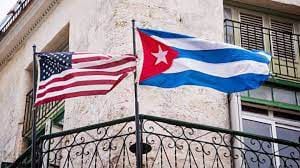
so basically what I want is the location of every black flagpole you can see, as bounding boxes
[132,19,142,168]
[31,45,37,168]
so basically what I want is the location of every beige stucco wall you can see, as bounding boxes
[0,0,70,162]
[0,0,67,161]
[64,0,227,128]
[0,46,31,162]
[0,0,227,163]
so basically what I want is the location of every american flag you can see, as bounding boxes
[35,52,136,106]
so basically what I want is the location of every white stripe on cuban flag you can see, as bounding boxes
[152,36,243,51]
[138,28,271,93]
[164,58,269,77]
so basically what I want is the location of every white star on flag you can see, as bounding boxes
[152,45,168,65]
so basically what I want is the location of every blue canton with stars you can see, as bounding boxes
[37,52,73,81]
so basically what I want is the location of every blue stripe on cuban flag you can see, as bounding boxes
[139,28,270,93]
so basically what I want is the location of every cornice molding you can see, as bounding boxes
[224,0,300,20]
[0,0,61,71]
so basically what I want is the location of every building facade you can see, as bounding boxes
[0,0,299,167]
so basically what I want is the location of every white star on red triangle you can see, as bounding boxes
[151,45,168,65]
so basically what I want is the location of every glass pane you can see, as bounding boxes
[276,127,300,167]
[240,91,248,97]
[297,92,300,105]
[277,127,300,143]
[242,119,274,168]
[274,112,300,122]
[243,119,272,136]
[249,86,272,101]
[224,8,232,20]
[273,88,296,105]
[242,106,268,115]
[224,8,235,44]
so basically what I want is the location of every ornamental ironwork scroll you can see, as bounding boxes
[10,114,299,168]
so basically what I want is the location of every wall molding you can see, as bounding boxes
[0,0,61,71]
[224,0,300,21]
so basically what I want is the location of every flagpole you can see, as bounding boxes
[132,19,142,168]
[31,45,37,168]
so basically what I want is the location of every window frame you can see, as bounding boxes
[241,105,300,167]
[242,109,300,130]
[224,6,300,166]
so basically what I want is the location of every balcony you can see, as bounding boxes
[10,114,300,168]
[23,89,64,137]
[224,19,300,82]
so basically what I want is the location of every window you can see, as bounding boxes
[273,87,297,104]
[270,19,298,78]
[23,24,69,138]
[224,7,234,44]
[223,6,300,79]
[224,6,300,167]
[39,24,70,132]
[241,84,300,107]
[242,105,300,167]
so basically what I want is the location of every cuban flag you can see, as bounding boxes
[137,28,271,93]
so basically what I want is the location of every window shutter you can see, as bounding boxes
[271,20,295,59]
[270,20,297,78]
[240,13,264,50]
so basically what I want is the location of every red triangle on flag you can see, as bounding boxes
[138,30,178,81]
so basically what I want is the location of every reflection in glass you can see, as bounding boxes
[224,8,235,44]
[273,88,296,105]
[242,119,274,168]
[296,92,300,105]
[249,86,272,101]
[240,91,248,97]
[276,127,300,167]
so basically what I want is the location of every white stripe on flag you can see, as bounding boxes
[37,74,122,94]
[151,36,242,51]
[73,59,136,70]
[163,58,269,77]
[39,65,131,86]
[36,84,113,103]
[72,53,111,59]
[96,61,136,72]
[72,56,128,68]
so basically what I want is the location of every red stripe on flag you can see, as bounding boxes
[35,90,110,106]
[72,56,111,63]
[38,67,135,90]
[37,80,118,98]
[73,52,98,55]
[35,73,128,106]
[83,57,136,69]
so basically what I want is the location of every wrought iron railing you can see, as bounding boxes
[224,19,300,82]
[11,114,299,167]
[23,89,64,137]
[0,0,33,41]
